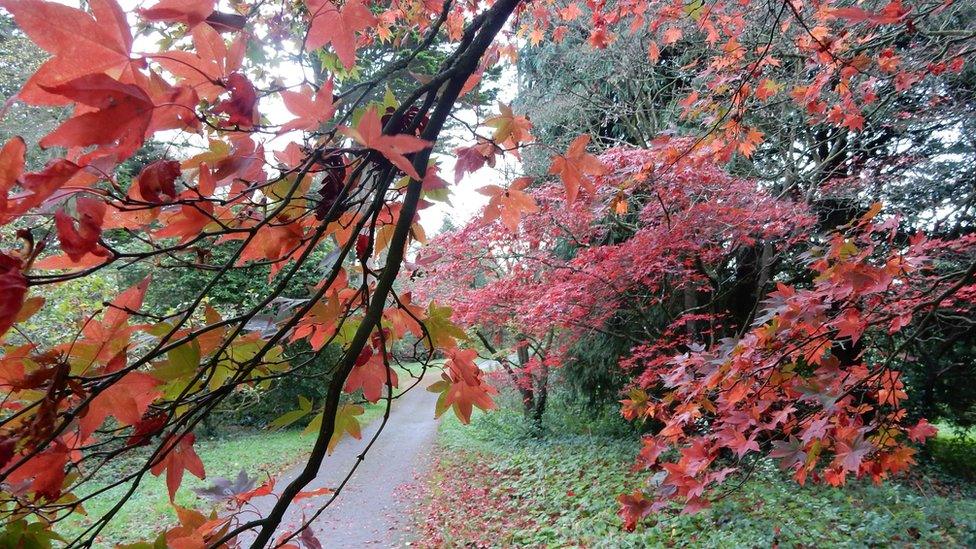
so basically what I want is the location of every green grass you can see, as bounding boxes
[58,429,311,546]
[927,423,976,481]
[50,362,438,545]
[57,400,390,546]
[423,407,976,548]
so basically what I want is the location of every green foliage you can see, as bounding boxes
[13,274,118,346]
[926,425,976,481]
[902,336,976,429]
[559,329,634,411]
[124,242,331,319]
[428,413,976,548]
[218,341,343,428]
[515,23,695,175]
[0,14,62,165]
[476,378,640,440]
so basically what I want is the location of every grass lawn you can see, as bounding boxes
[54,361,440,545]
[58,401,391,546]
[927,423,976,481]
[417,408,976,548]
[59,429,312,546]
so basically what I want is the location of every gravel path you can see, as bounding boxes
[237,379,440,548]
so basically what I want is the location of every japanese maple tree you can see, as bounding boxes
[0,0,973,545]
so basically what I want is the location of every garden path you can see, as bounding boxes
[238,375,440,548]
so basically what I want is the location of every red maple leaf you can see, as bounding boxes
[769,436,806,470]
[132,159,182,204]
[549,134,607,202]
[279,79,336,133]
[833,308,866,344]
[79,371,162,439]
[127,413,167,448]
[305,0,377,69]
[719,428,760,459]
[151,433,206,501]
[4,443,69,499]
[235,477,276,505]
[834,435,873,474]
[0,253,27,339]
[453,141,496,183]
[907,418,938,443]
[294,486,333,502]
[153,23,245,102]
[39,74,154,161]
[0,0,135,106]
[6,159,85,224]
[83,277,151,344]
[340,106,430,180]
[55,197,110,261]
[139,0,216,26]
[0,137,26,217]
[213,72,259,128]
[617,490,652,531]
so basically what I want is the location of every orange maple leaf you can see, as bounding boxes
[478,177,539,232]
[343,351,399,403]
[736,127,764,158]
[428,348,497,424]
[548,134,607,202]
[484,102,533,149]
[340,106,430,180]
[153,202,217,244]
[648,41,661,64]
[279,79,336,133]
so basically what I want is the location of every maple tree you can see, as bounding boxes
[0,0,973,545]
[424,139,976,527]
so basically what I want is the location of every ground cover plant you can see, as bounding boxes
[417,393,976,548]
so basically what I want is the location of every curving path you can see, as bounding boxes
[237,378,440,548]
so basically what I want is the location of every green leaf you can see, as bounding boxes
[382,84,399,109]
[329,404,364,454]
[168,340,200,374]
[0,520,64,549]
[269,396,313,430]
[428,379,451,418]
[302,410,323,437]
[424,304,468,349]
